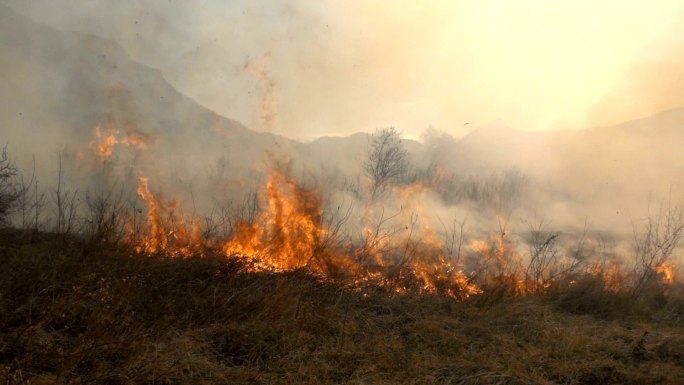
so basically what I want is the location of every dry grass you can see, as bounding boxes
[2,228,684,384]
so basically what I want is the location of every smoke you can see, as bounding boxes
[243,53,277,129]
[589,37,684,127]
[6,1,684,138]
[3,0,684,281]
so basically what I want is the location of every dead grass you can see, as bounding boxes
[2,228,684,384]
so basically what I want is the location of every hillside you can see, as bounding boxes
[0,4,303,194]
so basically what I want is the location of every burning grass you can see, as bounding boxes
[4,144,684,383]
[3,228,684,384]
[117,167,683,308]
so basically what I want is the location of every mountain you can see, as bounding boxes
[4,2,684,216]
[0,4,304,198]
[163,41,256,126]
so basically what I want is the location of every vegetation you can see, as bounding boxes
[3,229,684,384]
[364,127,409,200]
[3,145,684,384]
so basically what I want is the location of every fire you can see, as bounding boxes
[120,132,148,150]
[385,182,481,298]
[136,176,167,254]
[223,171,330,271]
[91,123,148,161]
[655,262,675,285]
[586,261,625,293]
[134,176,203,257]
[126,167,484,299]
[94,125,119,161]
[222,172,481,299]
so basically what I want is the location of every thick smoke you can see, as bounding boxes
[3,1,684,283]
[6,1,683,139]
[589,38,684,127]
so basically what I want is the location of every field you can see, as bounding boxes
[3,229,684,385]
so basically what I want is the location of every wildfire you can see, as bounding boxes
[131,170,684,302]
[223,171,330,271]
[221,171,481,299]
[94,125,118,161]
[586,261,625,293]
[92,123,148,161]
[655,262,675,285]
[134,176,203,257]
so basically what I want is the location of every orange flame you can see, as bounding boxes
[223,172,481,299]
[129,169,484,299]
[94,125,119,161]
[655,262,675,285]
[223,171,327,271]
[135,176,203,257]
[584,261,625,293]
[91,123,148,161]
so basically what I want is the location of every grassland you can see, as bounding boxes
[2,229,684,385]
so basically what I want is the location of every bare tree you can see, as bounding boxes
[364,127,409,200]
[0,146,21,226]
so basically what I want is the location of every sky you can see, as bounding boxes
[3,0,684,139]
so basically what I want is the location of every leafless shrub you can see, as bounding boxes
[393,211,422,274]
[354,206,402,267]
[202,204,232,242]
[227,191,260,236]
[630,200,684,299]
[524,218,585,294]
[310,199,355,276]
[124,197,146,247]
[50,153,80,236]
[441,216,468,263]
[84,183,127,244]
[14,156,46,231]
[364,127,409,200]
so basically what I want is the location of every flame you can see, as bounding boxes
[585,262,625,293]
[134,176,203,257]
[222,172,480,299]
[93,125,119,161]
[469,229,527,294]
[91,123,148,161]
[387,182,481,298]
[136,176,167,254]
[116,164,680,301]
[120,132,148,150]
[655,262,675,285]
[223,171,329,271]
[129,169,484,299]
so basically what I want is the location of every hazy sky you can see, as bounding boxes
[4,0,684,139]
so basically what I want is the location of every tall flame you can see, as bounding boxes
[135,176,203,257]
[223,171,481,299]
[223,171,327,271]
